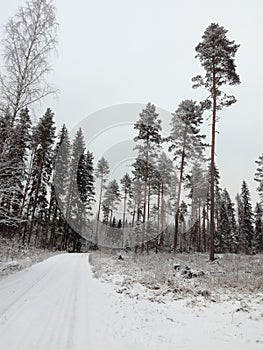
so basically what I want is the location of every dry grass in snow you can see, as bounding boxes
[90,251,263,305]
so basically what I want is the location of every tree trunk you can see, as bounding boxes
[210,59,217,261]
[147,182,151,221]
[95,177,103,246]
[142,142,149,253]
[174,147,186,252]
[160,181,165,246]
[122,191,127,248]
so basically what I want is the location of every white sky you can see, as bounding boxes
[0,0,262,204]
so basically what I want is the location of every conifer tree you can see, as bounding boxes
[238,181,254,254]
[255,154,263,205]
[157,152,173,246]
[26,108,56,245]
[254,203,263,253]
[134,102,162,251]
[49,124,71,248]
[95,157,110,244]
[63,128,85,247]
[120,173,132,247]
[193,23,240,260]
[168,99,205,252]
[102,179,121,226]
[221,189,238,253]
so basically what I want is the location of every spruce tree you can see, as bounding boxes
[49,124,71,248]
[254,203,263,253]
[239,181,254,254]
[193,23,240,260]
[27,108,56,245]
[63,128,85,247]
[255,154,263,205]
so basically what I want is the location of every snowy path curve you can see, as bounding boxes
[0,253,262,350]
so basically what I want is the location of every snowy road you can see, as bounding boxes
[0,253,262,350]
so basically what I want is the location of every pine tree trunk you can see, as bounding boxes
[157,185,160,240]
[160,181,165,246]
[95,177,103,246]
[147,183,151,221]
[142,142,149,253]
[122,191,127,248]
[174,147,186,252]
[210,59,217,261]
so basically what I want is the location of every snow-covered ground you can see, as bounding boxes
[0,253,262,349]
[0,238,61,278]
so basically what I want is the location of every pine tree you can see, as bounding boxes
[255,154,263,205]
[168,99,205,252]
[120,173,132,247]
[95,157,110,245]
[186,162,207,252]
[157,152,173,246]
[102,179,121,226]
[133,102,162,251]
[193,23,240,260]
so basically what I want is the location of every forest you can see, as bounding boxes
[0,0,262,261]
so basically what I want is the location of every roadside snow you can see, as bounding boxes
[0,253,262,350]
[0,237,61,278]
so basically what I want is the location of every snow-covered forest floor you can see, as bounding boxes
[90,251,263,318]
[0,238,61,278]
[90,251,263,303]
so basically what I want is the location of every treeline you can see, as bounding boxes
[0,104,262,255]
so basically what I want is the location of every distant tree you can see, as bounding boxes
[120,173,132,247]
[134,102,162,251]
[186,162,207,252]
[254,203,263,253]
[157,152,173,246]
[95,157,110,244]
[102,179,121,226]
[0,0,58,122]
[168,99,205,252]
[255,154,263,205]
[221,189,238,253]
[193,23,240,260]
[178,201,188,251]
[238,181,254,254]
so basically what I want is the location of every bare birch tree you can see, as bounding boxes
[0,0,58,122]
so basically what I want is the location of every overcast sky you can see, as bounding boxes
[0,0,262,204]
